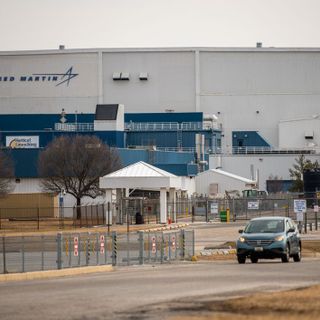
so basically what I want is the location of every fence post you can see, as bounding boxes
[2,237,7,274]
[102,203,106,225]
[245,199,248,220]
[86,235,90,266]
[304,211,308,234]
[138,231,144,265]
[192,205,195,223]
[111,231,117,266]
[192,229,195,257]
[56,233,62,270]
[205,199,208,222]
[180,229,185,259]
[91,204,94,227]
[107,202,111,233]
[41,235,44,271]
[21,236,25,273]
[160,232,164,264]
[85,205,88,228]
[37,207,40,230]
[96,205,99,226]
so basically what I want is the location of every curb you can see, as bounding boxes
[140,223,189,233]
[0,265,113,283]
[200,248,236,256]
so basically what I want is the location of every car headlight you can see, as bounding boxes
[239,236,246,243]
[274,235,285,242]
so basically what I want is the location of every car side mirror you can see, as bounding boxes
[287,227,295,233]
[238,229,243,234]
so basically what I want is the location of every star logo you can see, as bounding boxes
[32,66,79,86]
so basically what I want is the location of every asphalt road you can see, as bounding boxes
[1,257,320,320]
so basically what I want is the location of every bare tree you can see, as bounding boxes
[38,135,121,218]
[0,149,14,196]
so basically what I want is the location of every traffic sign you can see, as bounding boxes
[171,235,176,252]
[151,236,156,254]
[74,236,79,256]
[248,201,259,210]
[294,199,307,213]
[100,235,105,254]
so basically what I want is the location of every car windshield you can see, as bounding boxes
[244,219,284,233]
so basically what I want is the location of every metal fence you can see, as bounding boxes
[0,229,195,274]
[170,197,320,224]
[1,196,319,232]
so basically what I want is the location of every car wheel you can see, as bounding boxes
[237,255,246,264]
[281,244,290,263]
[293,245,301,262]
[250,257,258,263]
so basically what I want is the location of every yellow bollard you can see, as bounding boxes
[226,208,230,223]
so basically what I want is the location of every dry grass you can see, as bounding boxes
[175,241,320,320]
[169,285,320,320]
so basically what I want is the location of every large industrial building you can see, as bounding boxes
[1,46,320,201]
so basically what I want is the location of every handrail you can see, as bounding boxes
[209,146,320,155]
[124,121,206,131]
[54,123,94,132]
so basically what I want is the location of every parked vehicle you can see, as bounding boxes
[242,189,268,198]
[236,217,301,264]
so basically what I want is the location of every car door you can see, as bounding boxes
[288,219,299,253]
[286,219,295,253]
[286,219,299,253]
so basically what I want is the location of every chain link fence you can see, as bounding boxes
[1,196,319,231]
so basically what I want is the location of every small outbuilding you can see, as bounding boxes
[195,168,257,197]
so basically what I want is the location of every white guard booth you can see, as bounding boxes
[99,161,182,224]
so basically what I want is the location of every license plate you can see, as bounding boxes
[254,247,263,252]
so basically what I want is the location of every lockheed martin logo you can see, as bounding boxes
[0,66,78,86]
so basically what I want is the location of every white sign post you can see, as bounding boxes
[248,201,259,210]
[210,202,219,214]
[294,199,306,222]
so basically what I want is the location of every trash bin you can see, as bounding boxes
[135,212,144,224]
[220,210,227,222]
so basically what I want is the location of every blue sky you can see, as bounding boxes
[1,0,319,50]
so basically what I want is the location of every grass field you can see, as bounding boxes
[170,284,320,320]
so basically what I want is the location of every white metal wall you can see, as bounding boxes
[0,52,99,114]
[209,154,320,191]
[1,48,320,150]
[279,118,320,149]
[102,51,195,113]
[199,51,320,149]
[195,170,253,196]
